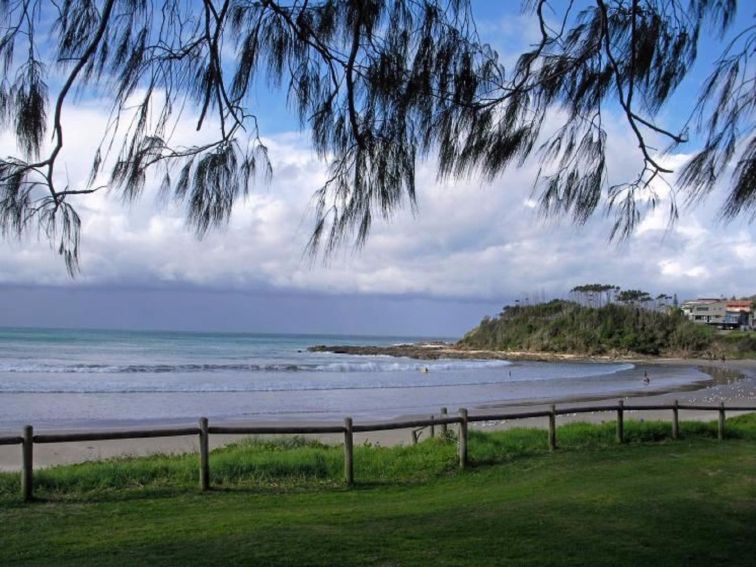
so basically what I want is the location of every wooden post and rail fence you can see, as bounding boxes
[1,401,754,502]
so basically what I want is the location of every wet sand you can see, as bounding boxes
[0,359,753,472]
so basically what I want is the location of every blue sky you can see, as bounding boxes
[0,1,754,337]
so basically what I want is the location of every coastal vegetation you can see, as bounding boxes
[0,416,754,564]
[714,331,756,360]
[459,299,755,358]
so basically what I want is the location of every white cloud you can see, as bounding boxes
[659,260,708,279]
[1,97,754,304]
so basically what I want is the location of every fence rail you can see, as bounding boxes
[33,427,201,444]
[208,425,346,435]
[4,401,755,501]
[353,416,461,433]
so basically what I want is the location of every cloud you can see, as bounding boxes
[1,94,754,306]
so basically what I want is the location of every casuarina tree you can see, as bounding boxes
[1,0,753,273]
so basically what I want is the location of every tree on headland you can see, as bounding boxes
[1,0,753,273]
[568,284,676,310]
[616,289,652,306]
[570,284,620,307]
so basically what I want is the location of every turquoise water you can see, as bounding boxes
[0,327,709,429]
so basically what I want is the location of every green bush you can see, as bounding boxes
[460,301,716,356]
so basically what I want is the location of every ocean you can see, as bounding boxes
[0,327,711,430]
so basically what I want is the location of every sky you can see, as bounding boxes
[0,1,754,337]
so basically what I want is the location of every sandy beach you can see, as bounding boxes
[0,358,753,472]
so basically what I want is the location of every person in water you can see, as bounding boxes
[643,370,650,385]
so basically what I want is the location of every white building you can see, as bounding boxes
[681,298,753,329]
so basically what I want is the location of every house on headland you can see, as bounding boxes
[681,298,753,329]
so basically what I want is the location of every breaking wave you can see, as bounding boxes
[0,359,514,374]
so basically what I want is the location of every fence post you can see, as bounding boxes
[199,417,209,491]
[22,425,33,502]
[672,400,679,440]
[458,408,468,469]
[548,404,557,451]
[344,417,354,485]
[616,400,624,444]
[430,415,435,438]
[440,407,448,435]
[718,402,725,441]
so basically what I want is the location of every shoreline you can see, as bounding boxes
[308,342,752,364]
[0,358,754,472]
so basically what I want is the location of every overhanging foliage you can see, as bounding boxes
[0,0,752,272]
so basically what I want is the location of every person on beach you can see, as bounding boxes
[643,370,650,385]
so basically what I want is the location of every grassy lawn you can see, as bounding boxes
[1,417,754,565]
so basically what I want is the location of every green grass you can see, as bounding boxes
[1,416,754,565]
